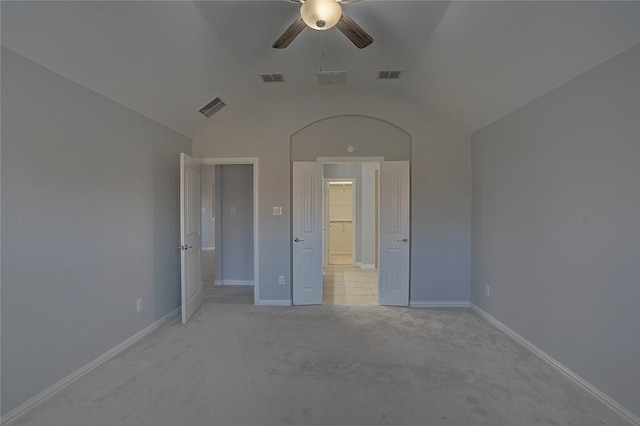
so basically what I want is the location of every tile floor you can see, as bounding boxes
[324,254,379,306]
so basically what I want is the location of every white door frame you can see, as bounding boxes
[200,157,259,305]
[323,178,356,266]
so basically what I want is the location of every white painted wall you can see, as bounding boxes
[471,45,639,417]
[192,94,471,303]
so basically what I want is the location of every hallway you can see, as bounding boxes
[323,260,378,306]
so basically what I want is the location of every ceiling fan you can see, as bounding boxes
[273,0,373,49]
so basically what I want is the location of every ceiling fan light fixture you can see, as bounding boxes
[300,0,342,30]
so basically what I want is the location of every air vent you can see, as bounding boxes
[260,73,285,83]
[378,70,402,80]
[198,97,226,118]
[317,71,347,86]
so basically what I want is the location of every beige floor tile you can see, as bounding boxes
[344,281,370,288]
[323,286,345,295]
[323,294,347,304]
[342,273,369,282]
[346,295,378,305]
[323,265,343,271]
[345,287,374,296]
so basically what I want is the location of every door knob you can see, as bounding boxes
[396,238,408,243]
[294,238,305,242]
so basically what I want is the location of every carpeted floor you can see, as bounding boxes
[11,303,633,426]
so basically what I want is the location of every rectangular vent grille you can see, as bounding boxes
[198,97,226,118]
[260,73,285,83]
[317,71,347,86]
[378,70,402,80]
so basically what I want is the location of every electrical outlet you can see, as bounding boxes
[485,285,490,297]
[137,298,143,312]
[279,275,285,285]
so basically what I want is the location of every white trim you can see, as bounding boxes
[358,264,376,269]
[202,247,215,251]
[257,299,293,306]
[409,301,471,308]
[317,156,384,163]
[471,303,640,426]
[200,157,259,166]
[329,251,352,255]
[2,307,181,426]
[214,280,254,286]
[197,157,259,306]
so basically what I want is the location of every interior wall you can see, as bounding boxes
[201,165,215,249]
[471,44,640,417]
[324,164,362,262]
[360,163,377,266]
[0,48,191,415]
[328,183,354,256]
[215,164,254,285]
[193,103,470,304]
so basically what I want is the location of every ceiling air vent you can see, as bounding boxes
[317,71,347,86]
[260,73,285,83]
[378,70,402,80]
[198,97,226,118]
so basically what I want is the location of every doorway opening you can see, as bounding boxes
[201,163,256,305]
[321,162,379,306]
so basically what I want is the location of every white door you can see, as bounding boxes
[379,161,410,306]
[180,153,204,324]
[292,162,323,305]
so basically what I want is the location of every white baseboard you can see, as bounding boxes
[202,247,215,251]
[359,264,376,269]
[470,303,640,426]
[214,280,254,286]
[2,307,182,426]
[257,299,292,306]
[410,301,470,308]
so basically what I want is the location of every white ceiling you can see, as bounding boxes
[2,1,639,137]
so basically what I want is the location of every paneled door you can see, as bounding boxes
[180,153,204,323]
[379,161,410,306]
[292,162,323,305]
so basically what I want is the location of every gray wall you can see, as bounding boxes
[201,165,215,249]
[193,102,470,304]
[471,45,640,416]
[215,164,254,284]
[0,48,191,415]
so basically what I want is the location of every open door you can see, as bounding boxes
[292,162,323,305]
[180,153,204,324]
[379,161,410,306]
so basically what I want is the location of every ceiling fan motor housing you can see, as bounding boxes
[300,0,342,30]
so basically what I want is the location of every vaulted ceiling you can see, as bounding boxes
[2,1,639,137]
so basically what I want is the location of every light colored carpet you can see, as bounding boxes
[11,304,632,426]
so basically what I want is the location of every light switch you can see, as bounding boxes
[230,206,236,214]
[273,207,282,216]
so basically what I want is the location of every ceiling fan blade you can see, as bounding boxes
[273,17,306,49]
[335,12,373,49]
